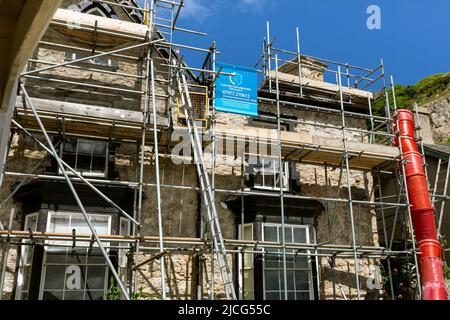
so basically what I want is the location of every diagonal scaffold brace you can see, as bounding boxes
[19,83,131,300]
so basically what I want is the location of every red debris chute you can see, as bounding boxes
[394,109,447,300]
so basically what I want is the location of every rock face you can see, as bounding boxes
[424,94,450,143]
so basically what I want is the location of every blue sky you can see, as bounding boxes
[139,0,450,85]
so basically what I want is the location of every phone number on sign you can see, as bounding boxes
[221,90,251,100]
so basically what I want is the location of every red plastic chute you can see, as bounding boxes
[394,109,447,300]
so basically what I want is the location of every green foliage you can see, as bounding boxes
[107,278,160,300]
[372,72,450,117]
[106,277,121,300]
[379,258,418,300]
[444,265,450,280]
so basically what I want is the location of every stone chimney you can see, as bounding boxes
[278,55,327,81]
[416,107,435,144]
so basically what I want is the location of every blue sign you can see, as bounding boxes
[215,63,258,116]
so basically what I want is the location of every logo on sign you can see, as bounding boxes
[230,73,244,86]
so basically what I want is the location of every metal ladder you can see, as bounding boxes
[175,71,237,300]
[148,0,181,119]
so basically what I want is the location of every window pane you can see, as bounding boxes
[77,140,93,155]
[283,227,293,243]
[265,254,280,269]
[87,254,108,265]
[48,214,70,233]
[285,255,295,268]
[70,215,92,235]
[25,215,38,232]
[64,291,85,300]
[46,252,67,264]
[86,266,106,290]
[90,215,110,235]
[264,226,278,242]
[294,255,309,269]
[264,175,275,188]
[91,156,106,172]
[63,139,77,153]
[44,266,66,290]
[295,270,310,291]
[296,291,310,300]
[66,251,87,265]
[265,291,280,300]
[62,154,77,169]
[120,219,131,236]
[287,270,295,290]
[84,290,105,301]
[243,269,254,300]
[43,291,63,300]
[253,173,264,187]
[264,270,279,291]
[93,141,106,154]
[294,228,307,243]
[288,291,296,300]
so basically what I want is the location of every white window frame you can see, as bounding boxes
[39,211,113,300]
[261,223,315,300]
[252,157,290,192]
[45,211,112,249]
[38,249,109,300]
[237,223,254,300]
[65,51,118,69]
[118,217,131,269]
[15,213,39,300]
[59,138,110,178]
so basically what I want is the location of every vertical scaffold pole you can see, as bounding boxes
[296,27,303,97]
[210,41,217,301]
[274,55,288,300]
[437,158,450,236]
[266,21,272,93]
[337,67,361,299]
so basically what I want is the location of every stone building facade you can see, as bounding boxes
[0,1,389,300]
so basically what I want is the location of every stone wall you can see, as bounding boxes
[0,2,382,301]
[0,107,380,300]
[424,95,450,143]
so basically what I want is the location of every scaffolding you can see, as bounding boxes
[0,0,442,301]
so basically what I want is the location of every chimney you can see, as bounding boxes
[416,107,435,144]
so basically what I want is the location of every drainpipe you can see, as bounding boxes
[394,109,447,300]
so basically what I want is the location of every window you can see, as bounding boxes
[238,223,315,301]
[248,111,295,131]
[118,217,131,269]
[252,157,290,192]
[39,249,109,300]
[60,138,109,178]
[46,212,111,248]
[64,51,119,70]
[239,224,254,300]
[15,214,39,300]
[38,211,112,300]
[262,224,314,300]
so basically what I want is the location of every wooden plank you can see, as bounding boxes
[268,70,373,100]
[52,9,148,40]
[15,97,169,127]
